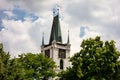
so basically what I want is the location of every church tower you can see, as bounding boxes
[41,9,70,72]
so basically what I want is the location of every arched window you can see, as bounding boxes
[60,59,63,69]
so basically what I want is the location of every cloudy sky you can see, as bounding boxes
[0,0,120,57]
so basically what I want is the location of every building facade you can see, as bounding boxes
[41,10,70,73]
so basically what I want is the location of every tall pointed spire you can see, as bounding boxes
[49,7,62,44]
[67,30,70,44]
[42,32,44,46]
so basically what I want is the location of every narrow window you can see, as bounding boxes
[60,59,63,69]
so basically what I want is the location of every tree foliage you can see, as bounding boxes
[0,43,10,80]
[18,53,56,80]
[6,58,25,80]
[0,43,56,80]
[59,36,120,80]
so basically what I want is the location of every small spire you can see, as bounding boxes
[42,32,44,46]
[67,30,70,44]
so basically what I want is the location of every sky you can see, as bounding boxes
[0,0,120,57]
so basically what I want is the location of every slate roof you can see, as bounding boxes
[49,14,62,44]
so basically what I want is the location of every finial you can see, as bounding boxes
[42,32,44,46]
[53,5,60,17]
[67,30,70,44]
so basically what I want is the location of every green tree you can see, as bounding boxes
[0,43,57,80]
[6,58,25,80]
[0,43,24,80]
[0,43,10,80]
[59,36,120,80]
[18,53,56,80]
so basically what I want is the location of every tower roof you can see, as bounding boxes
[49,10,62,44]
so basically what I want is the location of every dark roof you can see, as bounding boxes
[49,14,62,44]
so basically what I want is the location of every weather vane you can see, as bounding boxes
[53,5,60,17]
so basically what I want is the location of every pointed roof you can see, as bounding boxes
[67,30,70,44]
[49,9,62,44]
[42,32,44,46]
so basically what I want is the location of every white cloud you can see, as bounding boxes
[70,27,81,56]
[0,0,120,57]
[1,19,39,57]
[0,0,13,9]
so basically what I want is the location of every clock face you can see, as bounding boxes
[59,49,66,59]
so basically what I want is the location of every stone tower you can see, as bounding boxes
[41,9,70,72]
